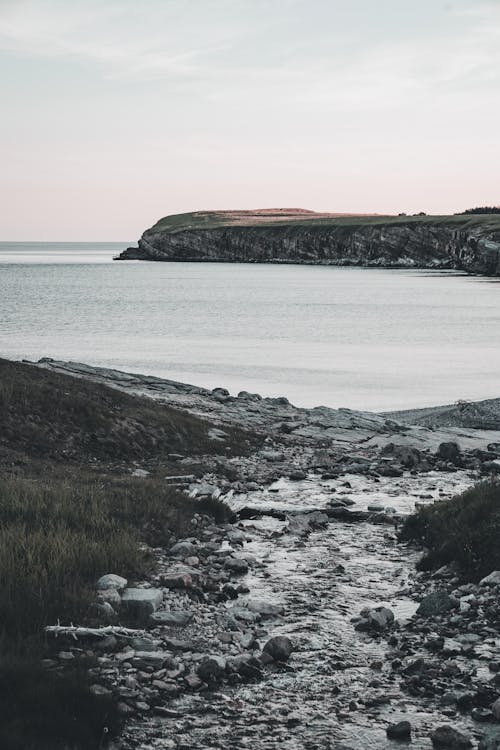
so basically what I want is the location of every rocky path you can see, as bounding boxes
[111,469,500,750]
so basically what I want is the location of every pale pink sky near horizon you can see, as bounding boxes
[0,0,499,241]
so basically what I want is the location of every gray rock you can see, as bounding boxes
[224,556,249,575]
[479,733,500,750]
[492,697,500,720]
[197,655,227,683]
[150,610,193,627]
[480,570,500,587]
[246,599,284,618]
[263,635,293,662]
[121,588,163,618]
[131,651,176,670]
[386,721,412,740]
[96,574,128,591]
[417,590,455,617]
[437,442,462,465]
[170,541,196,557]
[130,637,157,652]
[431,725,472,748]
[356,606,395,631]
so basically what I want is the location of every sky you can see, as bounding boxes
[0,0,499,240]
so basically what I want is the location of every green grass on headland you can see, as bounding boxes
[400,481,500,581]
[149,210,500,235]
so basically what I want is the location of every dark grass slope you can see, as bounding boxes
[0,358,245,749]
[401,481,500,581]
[0,357,258,464]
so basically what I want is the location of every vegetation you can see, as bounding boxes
[0,358,251,748]
[149,210,500,235]
[0,358,258,465]
[460,206,500,215]
[400,481,500,580]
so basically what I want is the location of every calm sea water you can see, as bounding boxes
[1,242,499,411]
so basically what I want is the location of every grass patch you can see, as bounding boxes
[149,210,500,235]
[400,481,500,580]
[0,358,258,465]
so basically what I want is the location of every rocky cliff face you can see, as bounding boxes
[117,214,500,275]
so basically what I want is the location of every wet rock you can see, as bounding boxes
[263,636,293,662]
[160,572,193,589]
[492,697,500,720]
[121,588,163,619]
[431,725,472,748]
[197,655,227,683]
[170,541,196,557]
[480,571,500,587]
[289,470,307,480]
[224,556,249,575]
[386,720,412,740]
[131,651,176,670]
[130,637,157,652]
[417,590,455,617]
[437,442,462,465]
[96,573,128,591]
[355,606,395,631]
[246,599,284,618]
[150,610,193,627]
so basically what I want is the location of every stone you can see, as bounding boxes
[170,541,196,557]
[130,637,157,652]
[356,606,395,631]
[150,610,193,627]
[98,588,121,609]
[96,574,128,591]
[479,733,500,750]
[417,590,454,617]
[160,572,193,589]
[492,697,500,720]
[185,672,203,689]
[131,651,175,670]
[386,720,412,740]
[246,599,284,617]
[431,726,472,748]
[224,556,249,575]
[197,655,227,683]
[263,635,293,662]
[480,571,500,587]
[437,442,462,465]
[121,588,163,618]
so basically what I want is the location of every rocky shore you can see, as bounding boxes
[115,210,500,276]
[33,359,500,749]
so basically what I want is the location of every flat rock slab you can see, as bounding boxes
[150,611,193,627]
[121,588,163,617]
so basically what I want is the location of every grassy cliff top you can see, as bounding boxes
[148,209,500,235]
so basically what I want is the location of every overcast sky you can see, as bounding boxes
[0,0,499,240]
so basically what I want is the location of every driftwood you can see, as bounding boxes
[45,624,145,640]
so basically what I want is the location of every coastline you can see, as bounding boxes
[3,356,500,749]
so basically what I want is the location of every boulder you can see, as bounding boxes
[355,606,395,631]
[480,571,500,587]
[263,635,293,662]
[417,590,454,617]
[170,541,196,558]
[386,720,412,740]
[224,556,249,575]
[121,588,163,619]
[96,574,128,591]
[437,442,462,465]
[492,697,500,720]
[431,725,472,748]
[197,655,227,683]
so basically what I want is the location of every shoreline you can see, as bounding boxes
[4,356,500,748]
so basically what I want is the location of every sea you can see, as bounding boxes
[1,241,499,412]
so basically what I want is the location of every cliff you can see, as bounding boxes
[115,209,500,275]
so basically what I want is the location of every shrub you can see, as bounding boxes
[400,481,500,580]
